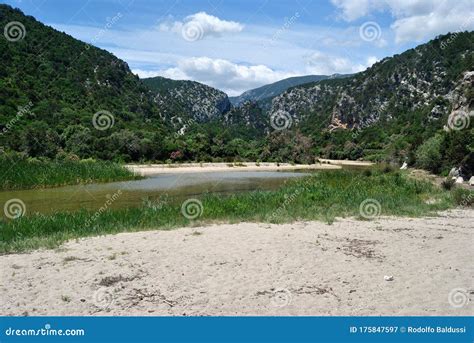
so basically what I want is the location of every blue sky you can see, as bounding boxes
[3,0,474,95]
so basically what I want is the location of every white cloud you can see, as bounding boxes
[51,18,384,95]
[331,0,474,43]
[303,51,376,75]
[159,12,244,41]
[134,57,296,96]
[366,56,379,67]
[391,3,474,43]
[331,0,381,21]
[133,53,380,95]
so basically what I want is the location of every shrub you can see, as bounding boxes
[415,134,443,173]
[441,178,455,190]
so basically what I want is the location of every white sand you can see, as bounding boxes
[1,209,472,316]
[126,162,342,176]
[318,159,374,166]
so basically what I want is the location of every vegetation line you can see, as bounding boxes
[0,153,140,191]
[1,169,471,254]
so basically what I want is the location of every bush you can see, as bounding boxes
[415,134,443,173]
[441,178,455,190]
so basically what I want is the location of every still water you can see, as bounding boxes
[0,171,310,217]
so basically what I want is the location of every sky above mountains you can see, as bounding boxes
[5,0,473,95]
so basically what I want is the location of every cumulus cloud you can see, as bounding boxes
[303,51,377,75]
[134,57,296,96]
[133,54,380,96]
[331,0,474,43]
[391,3,474,43]
[159,12,244,41]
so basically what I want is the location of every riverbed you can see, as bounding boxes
[0,171,311,217]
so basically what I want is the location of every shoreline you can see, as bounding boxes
[125,161,365,176]
[1,209,471,316]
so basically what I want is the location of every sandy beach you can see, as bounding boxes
[1,209,472,316]
[126,162,344,175]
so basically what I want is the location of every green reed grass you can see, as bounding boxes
[0,157,139,190]
[0,170,466,253]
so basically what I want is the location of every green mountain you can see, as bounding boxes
[229,74,349,106]
[0,5,228,162]
[265,31,473,173]
[0,4,472,174]
[0,4,175,161]
[143,76,231,124]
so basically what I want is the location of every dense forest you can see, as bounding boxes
[0,4,472,177]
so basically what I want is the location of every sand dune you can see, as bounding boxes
[1,209,472,316]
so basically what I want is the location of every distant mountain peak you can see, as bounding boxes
[229,74,350,106]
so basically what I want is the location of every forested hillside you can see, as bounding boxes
[264,32,473,175]
[143,76,231,125]
[0,4,173,161]
[229,74,349,106]
[1,4,472,175]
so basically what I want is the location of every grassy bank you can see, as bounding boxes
[0,155,139,190]
[1,169,471,254]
